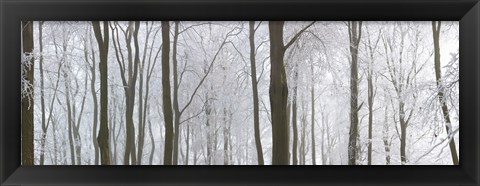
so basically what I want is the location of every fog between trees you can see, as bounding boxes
[21,21,459,165]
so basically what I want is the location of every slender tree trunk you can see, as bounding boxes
[399,101,407,164]
[367,57,374,165]
[321,111,327,165]
[383,104,391,165]
[111,89,119,164]
[432,21,459,165]
[137,22,152,165]
[310,62,316,165]
[52,117,58,164]
[172,21,181,165]
[137,59,145,165]
[347,21,362,165]
[38,21,47,165]
[126,21,140,165]
[88,34,100,165]
[291,65,299,165]
[161,21,174,165]
[249,21,265,165]
[65,71,76,165]
[300,110,307,165]
[365,30,377,165]
[46,64,62,165]
[193,129,198,165]
[286,101,291,163]
[92,21,111,165]
[148,119,155,165]
[72,75,88,165]
[205,93,213,165]
[311,67,316,165]
[21,21,34,165]
[185,124,190,165]
[223,108,229,165]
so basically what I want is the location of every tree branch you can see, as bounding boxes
[284,21,315,50]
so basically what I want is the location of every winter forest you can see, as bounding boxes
[20,21,459,165]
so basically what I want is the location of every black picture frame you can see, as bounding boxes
[1,0,479,185]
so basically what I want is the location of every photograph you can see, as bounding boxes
[20,21,459,165]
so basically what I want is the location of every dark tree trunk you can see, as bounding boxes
[161,21,174,165]
[268,21,314,165]
[432,21,459,165]
[269,21,289,165]
[172,21,181,165]
[21,21,34,165]
[61,39,76,165]
[137,53,145,165]
[125,21,140,165]
[347,21,362,165]
[137,22,153,165]
[92,21,111,165]
[249,21,265,165]
[399,101,407,164]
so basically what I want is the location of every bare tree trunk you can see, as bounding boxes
[366,40,375,166]
[269,21,289,165]
[148,119,155,165]
[193,128,198,165]
[161,21,174,165]
[65,70,76,165]
[432,21,459,165]
[172,21,181,165]
[185,124,190,165]
[310,61,316,165]
[205,93,213,165]
[45,64,62,165]
[21,21,34,165]
[137,22,153,165]
[291,64,299,165]
[399,101,407,164]
[110,89,119,164]
[72,74,88,165]
[300,109,307,165]
[38,21,47,165]
[249,21,265,165]
[347,21,362,165]
[367,72,373,165]
[383,104,391,165]
[52,116,58,164]
[87,32,100,165]
[137,54,145,165]
[128,21,141,165]
[364,26,382,165]
[223,108,229,165]
[92,21,111,165]
[268,21,313,165]
[321,111,327,165]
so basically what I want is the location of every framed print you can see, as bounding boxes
[1,0,479,185]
